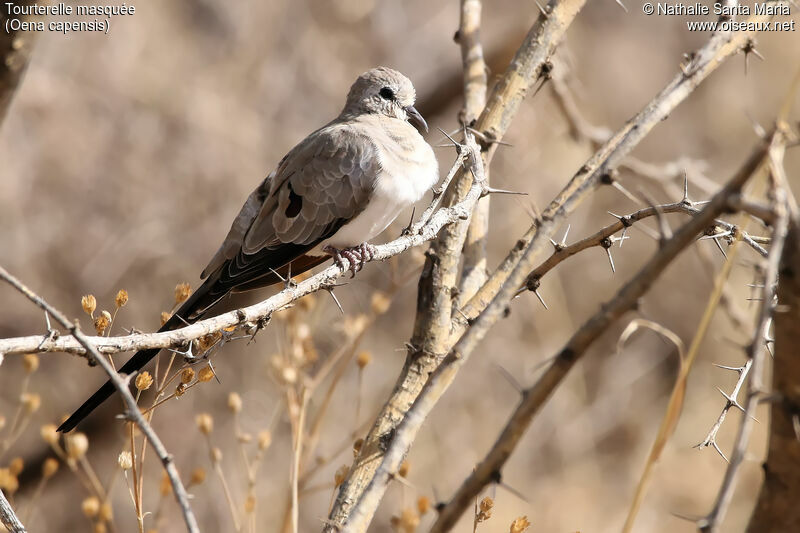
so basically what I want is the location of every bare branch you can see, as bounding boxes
[428,136,773,532]
[700,131,793,533]
[325,1,587,529]
[0,266,201,533]
[0,488,25,533]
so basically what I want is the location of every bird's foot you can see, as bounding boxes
[324,243,376,277]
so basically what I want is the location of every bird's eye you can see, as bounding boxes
[379,87,395,100]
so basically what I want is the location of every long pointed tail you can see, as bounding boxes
[57,277,224,433]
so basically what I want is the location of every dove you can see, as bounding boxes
[57,67,438,432]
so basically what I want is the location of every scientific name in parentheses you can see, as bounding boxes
[655,2,790,16]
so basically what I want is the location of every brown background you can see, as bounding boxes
[1,1,799,531]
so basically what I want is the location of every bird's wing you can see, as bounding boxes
[194,125,378,308]
[243,125,378,252]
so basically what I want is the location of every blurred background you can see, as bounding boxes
[1,1,799,531]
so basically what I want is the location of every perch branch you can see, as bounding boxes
[0,147,481,359]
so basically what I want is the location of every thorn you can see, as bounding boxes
[713,363,746,373]
[492,363,524,393]
[610,180,641,205]
[38,310,59,349]
[746,112,767,139]
[713,236,728,259]
[670,510,705,523]
[482,187,528,197]
[712,440,730,463]
[206,360,222,384]
[682,171,691,203]
[605,248,616,273]
[613,0,628,12]
[323,286,345,314]
[401,206,416,236]
[534,0,549,17]
[742,38,764,76]
[699,230,733,241]
[717,388,745,412]
[437,126,464,153]
[561,224,570,246]
[168,341,194,360]
[285,262,294,289]
[247,315,271,344]
[497,481,530,503]
[268,266,296,290]
[610,234,630,247]
[531,61,553,98]
[466,127,513,147]
[533,289,548,310]
[174,314,192,327]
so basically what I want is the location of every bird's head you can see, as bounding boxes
[344,66,428,133]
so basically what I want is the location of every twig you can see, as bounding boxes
[524,200,769,293]
[0,266,201,533]
[427,136,771,532]
[0,488,25,533]
[699,133,791,533]
[695,360,753,462]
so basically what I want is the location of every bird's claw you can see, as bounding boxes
[324,243,376,277]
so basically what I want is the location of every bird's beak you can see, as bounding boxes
[404,105,428,133]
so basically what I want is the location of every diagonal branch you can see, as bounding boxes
[427,134,773,532]
[0,488,25,533]
[700,131,793,533]
[324,1,588,530]
[0,266,201,533]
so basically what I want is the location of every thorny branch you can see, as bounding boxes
[695,359,753,462]
[428,134,777,532]
[325,1,587,529]
[333,9,779,529]
[0,148,484,359]
[527,199,770,292]
[699,131,793,533]
[0,266,201,533]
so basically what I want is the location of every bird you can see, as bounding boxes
[57,67,439,433]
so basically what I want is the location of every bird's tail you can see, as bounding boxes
[56,276,225,433]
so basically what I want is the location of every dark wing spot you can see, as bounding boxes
[285,184,302,218]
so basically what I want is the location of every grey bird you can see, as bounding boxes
[57,67,438,432]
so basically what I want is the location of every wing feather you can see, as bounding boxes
[198,124,378,300]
